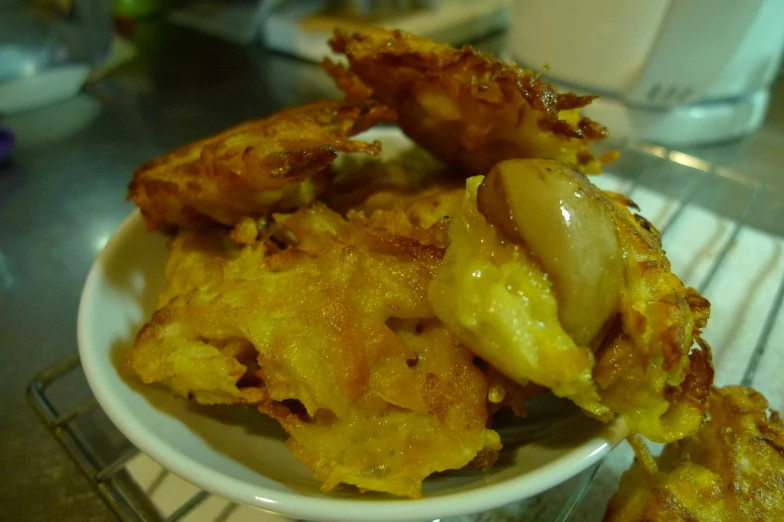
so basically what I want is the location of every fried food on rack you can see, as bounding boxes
[429,159,712,442]
[326,27,611,176]
[124,203,501,498]
[605,386,784,521]
[128,100,394,230]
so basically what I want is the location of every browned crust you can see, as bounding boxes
[128,100,395,229]
[327,29,606,141]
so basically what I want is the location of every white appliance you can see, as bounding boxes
[506,0,784,146]
[261,0,508,63]
[167,1,509,61]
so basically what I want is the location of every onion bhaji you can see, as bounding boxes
[128,100,394,230]
[124,204,501,498]
[326,27,612,176]
[121,27,730,500]
[428,160,712,443]
[605,386,784,521]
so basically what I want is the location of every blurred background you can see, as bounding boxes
[1,0,783,160]
[1,1,784,522]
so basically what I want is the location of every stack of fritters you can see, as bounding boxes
[123,28,755,507]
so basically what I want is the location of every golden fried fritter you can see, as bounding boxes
[327,28,610,175]
[605,386,784,521]
[124,204,500,498]
[429,160,712,442]
[592,199,713,442]
[128,100,394,230]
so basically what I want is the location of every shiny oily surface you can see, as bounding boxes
[78,128,627,522]
[477,159,623,347]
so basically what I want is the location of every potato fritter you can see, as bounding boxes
[605,386,784,521]
[327,27,610,175]
[128,100,394,230]
[124,204,501,498]
[429,160,712,442]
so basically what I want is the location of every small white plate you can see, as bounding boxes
[78,128,627,522]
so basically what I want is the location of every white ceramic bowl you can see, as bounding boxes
[78,129,627,522]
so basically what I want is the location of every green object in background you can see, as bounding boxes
[114,0,168,18]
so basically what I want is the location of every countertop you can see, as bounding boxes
[1,22,782,522]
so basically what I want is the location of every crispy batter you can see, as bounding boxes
[323,149,465,246]
[429,171,711,442]
[605,386,784,521]
[593,200,713,442]
[322,57,374,102]
[157,227,240,308]
[128,101,394,230]
[327,28,609,175]
[124,204,500,498]
[325,148,461,218]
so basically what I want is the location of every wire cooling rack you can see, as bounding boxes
[28,144,784,522]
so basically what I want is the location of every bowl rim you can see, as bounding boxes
[79,130,628,522]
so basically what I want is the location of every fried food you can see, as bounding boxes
[605,386,784,521]
[325,148,458,215]
[124,204,500,498]
[128,100,394,230]
[323,150,545,418]
[122,26,723,501]
[591,198,712,443]
[428,160,712,442]
[327,28,611,176]
[157,227,241,307]
[323,147,466,242]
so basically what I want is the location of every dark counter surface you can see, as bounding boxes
[1,22,782,522]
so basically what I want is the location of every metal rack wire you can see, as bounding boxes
[28,354,209,522]
[28,144,784,522]
[555,144,784,522]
